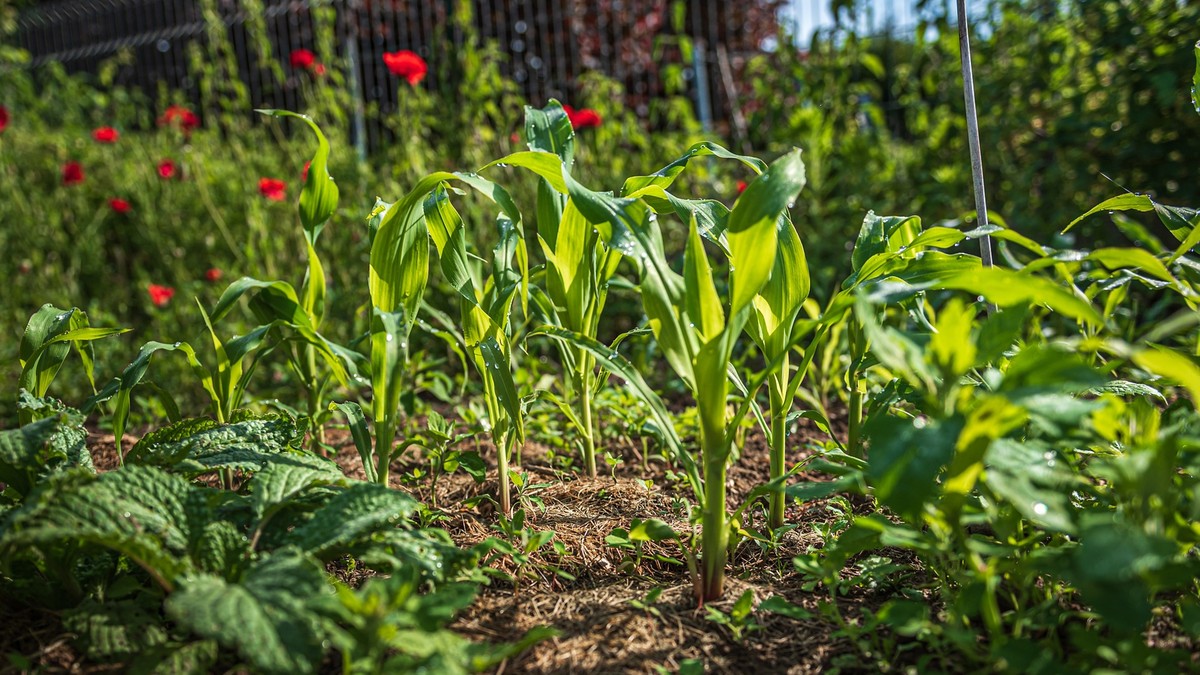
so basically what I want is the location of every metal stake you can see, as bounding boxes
[956,0,995,270]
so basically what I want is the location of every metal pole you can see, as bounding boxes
[693,39,713,134]
[955,0,994,270]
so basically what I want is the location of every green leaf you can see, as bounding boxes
[974,303,1029,364]
[63,597,170,662]
[1132,346,1200,410]
[1063,194,1154,233]
[851,212,921,273]
[371,173,449,316]
[524,100,575,168]
[1193,39,1199,116]
[683,216,725,342]
[933,267,1103,327]
[1087,247,1176,284]
[628,518,677,542]
[999,345,1107,399]
[864,416,962,521]
[985,439,1078,533]
[481,151,568,193]
[250,459,346,523]
[0,411,91,499]
[748,214,810,358]
[727,149,806,317]
[621,141,766,196]
[1,466,195,588]
[208,279,348,384]
[128,640,218,675]
[928,297,977,378]
[1067,518,1176,634]
[280,482,418,556]
[166,552,328,675]
[758,595,812,621]
[257,110,339,242]
[328,401,377,483]
[18,306,128,418]
[127,413,306,474]
[85,340,215,459]
[477,337,524,442]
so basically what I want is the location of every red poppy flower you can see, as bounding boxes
[108,198,131,213]
[205,268,222,283]
[562,105,602,130]
[92,126,119,143]
[382,50,427,86]
[148,284,175,307]
[312,63,327,77]
[290,49,316,70]
[301,161,311,181]
[510,132,520,144]
[159,105,200,132]
[0,106,8,134]
[258,177,287,201]
[157,159,178,179]
[62,161,85,186]
[737,180,748,195]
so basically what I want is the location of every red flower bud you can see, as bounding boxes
[148,284,175,307]
[62,162,85,186]
[92,126,119,143]
[382,50,428,86]
[258,177,287,201]
[157,159,178,179]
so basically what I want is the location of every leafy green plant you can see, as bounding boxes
[411,409,483,509]
[17,304,128,425]
[521,101,627,478]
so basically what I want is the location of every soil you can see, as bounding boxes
[3,408,892,674]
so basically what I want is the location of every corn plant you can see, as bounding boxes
[207,110,353,454]
[359,164,526,501]
[521,101,625,478]
[17,305,128,425]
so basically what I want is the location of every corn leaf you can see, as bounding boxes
[256,110,338,242]
[524,100,574,169]
[621,141,766,196]
[727,149,806,318]
[683,217,725,342]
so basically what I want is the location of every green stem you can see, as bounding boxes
[846,320,866,459]
[482,371,512,515]
[374,417,394,485]
[304,345,324,456]
[700,448,728,603]
[579,357,597,478]
[497,429,512,516]
[768,369,789,529]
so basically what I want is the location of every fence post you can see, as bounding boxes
[693,38,713,134]
[955,0,995,271]
[342,0,367,161]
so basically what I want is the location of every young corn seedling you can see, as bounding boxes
[17,304,129,425]
[364,165,527,504]
[492,136,806,599]
[208,110,353,455]
[520,101,625,479]
[558,150,806,601]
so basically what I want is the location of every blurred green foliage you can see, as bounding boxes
[744,0,1200,290]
